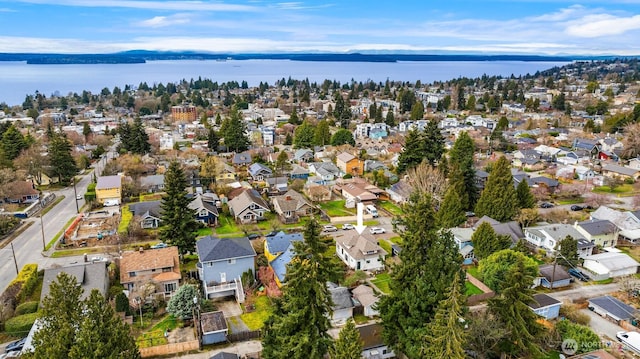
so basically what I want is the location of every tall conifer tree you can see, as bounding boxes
[159,161,198,256]
[475,156,518,221]
[330,319,362,359]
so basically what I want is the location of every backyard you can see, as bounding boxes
[318,200,356,217]
[378,201,404,216]
[135,315,178,348]
[371,273,391,294]
[240,295,273,330]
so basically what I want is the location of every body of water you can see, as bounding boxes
[0,59,569,107]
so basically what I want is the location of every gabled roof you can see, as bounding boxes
[120,246,181,284]
[577,219,617,236]
[338,234,387,260]
[232,151,252,165]
[602,163,639,177]
[526,223,586,242]
[196,236,257,262]
[270,243,297,283]
[265,231,303,255]
[352,284,378,308]
[528,293,561,310]
[200,311,228,334]
[96,175,122,189]
[189,193,219,217]
[328,283,354,310]
[228,188,270,216]
[41,262,108,302]
[539,264,571,282]
[272,190,312,213]
[129,200,162,219]
[584,252,639,271]
[588,295,637,321]
[248,162,273,177]
[336,152,356,163]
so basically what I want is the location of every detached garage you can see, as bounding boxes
[588,295,637,325]
[582,252,639,279]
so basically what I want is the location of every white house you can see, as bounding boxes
[335,234,386,272]
[524,224,588,255]
[352,284,379,317]
[582,252,639,280]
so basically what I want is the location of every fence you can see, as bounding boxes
[228,330,261,342]
[466,272,495,306]
[139,340,199,358]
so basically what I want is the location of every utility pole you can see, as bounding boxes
[10,242,18,275]
[73,177,79,213]
[39,193,46,250]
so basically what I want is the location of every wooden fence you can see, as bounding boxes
[139,340,199,358]
[228,330,261,343]
[466,272,495,306]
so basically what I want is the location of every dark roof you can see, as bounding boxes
[209,353,239,359]
[539,264,571,282]
[529,293,561,310]
[41,262,108,303]
[328,283,354,310]
[577,238,595,249]
[588,295,637,321]
[578,219,617,236]
[357,323,386,350]
[129,200,162,219]
[265,231,303,255]
[196,236,257,262]
[200,311,228,334]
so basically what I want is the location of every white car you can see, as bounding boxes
[323,225,338,232]
[76,194,83,200]
[342,223,355,230]
[369,227,386,234]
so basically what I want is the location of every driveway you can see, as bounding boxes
[580,308,624,340]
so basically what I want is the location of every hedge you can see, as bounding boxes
[4,312,39,336]
[10,264,39,303]
[15,301,39,315]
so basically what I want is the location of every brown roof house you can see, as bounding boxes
[120,246,182,300]
[200,311,228,345]
[336,152,364,177]
[3,180,39,204]
[228,188,270,224]
[271,189,314,224]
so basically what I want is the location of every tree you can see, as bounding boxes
[397,122,444,173]
[423,272,467,359]
[262,218,339,359]
[1,125,27,162]
[30,273,140,359]
[330,129,355,146]
[472,222,511,260]
[557,235,579,267]
[48,131,78,185]
[220,106,250,152]
[159,161,198,256]
[199,155,222,188]
[377,192,463,358]
[448,131,478,211]
[207,127,220,152]
[437,186,466,229]
[478,249,538,293]
[475,156,518,221]
[293,120,315,149]
[288,107,300,125]
[313,119,331,146]
[166,284,199,319]
[466,311,509,359]
[275,151,291,178]
[82,122,92,143]
[385,110,395,127]
[406,161,447,206]
[555,320,599,355]
[516,179,536,209]
[410,101,424,120]
[329,319,362,359]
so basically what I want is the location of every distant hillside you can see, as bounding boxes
[0,52,576,64]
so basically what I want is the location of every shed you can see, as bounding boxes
[583,252,639,279]
[528,293,562,320]
[200,311,228,345]
[588,295,637,324]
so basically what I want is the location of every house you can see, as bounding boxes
[129,200,162,229]
[524,223,588,255]
[289,164,310,180]
[528,293,562,320]
[588,295,638,324]
[336,152,364,176]
[40,261,109,303]
[582,252,639,279]
[120,246,182,298]
[601,163,640,181]
[293,148,314,163]
[575,219,618,248]
[473,216,524,245]
[200,311,228,345]
[336,179,383,207]
[265,176,289,194]
[216,163,237,183]
[231,151,252,166]
[3,181,39,204]
[572,138,600,158]
[308,161,341,184]
[352,284,379,317]
[357,323,396,359]
[189,193,219,226]
[336,234,387,272]
[450,227,475,265]
[95,175,122,205]
[271,190,314,224]
[328,282,354,325]
[196,236,256,302]
[386,179,413,204]
[536,264,571,289]
[228,189,270,224]
[139,174,165,193]
[247,162,273,181]
[591,205,640,243]
[264,231,303,287]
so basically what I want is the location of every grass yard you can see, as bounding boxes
[378,201,403,216]
[118,205,132,234]
[556,197,584,205]
[318,200,356,217]
[196,227,213,237]
[240,295,273,330]
[377,239,392,256]
[593,184,634,194]
[353,314,370,325]
[466,266,480,279]
[215,215,241,234]
[465,281,483,296]
[136,315,178,348]
[388,236,402,245]
[371,273,391,294]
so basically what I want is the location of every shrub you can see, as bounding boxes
[5,312,39,336]
[10,264,39,303]
[115,292,131,315]
[559,303,590,326]
[15,301,39,315]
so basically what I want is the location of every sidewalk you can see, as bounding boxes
[173,340,262,358]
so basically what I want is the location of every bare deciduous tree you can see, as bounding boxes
[622,123,640,159]
[406,161,447,205]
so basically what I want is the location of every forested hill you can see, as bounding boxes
[0,52,577,64]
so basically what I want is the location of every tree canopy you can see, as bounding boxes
[475,156,518,221]
[167,284,199,319]
[478,249,539,293]
[448,131,478,211]
[472,222,512,260]
[330,129,356,146]
[159,161,198,256]
[220,106,250,152]
[329,319,362,359]
[397,121,444,173]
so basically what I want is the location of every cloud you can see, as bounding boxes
[12,0,258,12]
[566,14,640,37]
[0,8,17,12]
[138,13,192,28]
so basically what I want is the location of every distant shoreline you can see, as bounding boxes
[0,52,584,65]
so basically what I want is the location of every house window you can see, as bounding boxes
[228,259,236,264]
[200,210,207,217]
[164,283,177,293]
[162,267,171,272]
[207,263,213,267]
[152,269,156,272]
[603,241,608,247]
[129,272,136,277]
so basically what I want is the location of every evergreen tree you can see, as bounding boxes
[475,156,518,221]
[159,161,198,256]
[422,120,445,167]
[220,106,250,152]
[284,133,293,146]
[472,222,511,260]
[130,116,151,154]
[330,129,355,146]
[378,191,463,358]
[557,235,579,267]
[375,104,384,123]
[293,120,315,148]
[516,179,536,209]
[410,101,424,120]
[330,319,362,359]
[262,218,338,359]
[48,131,78,185]
[1,125,27,161]
[478,249,539,293]
[288,107,300,125]
[313,119,331,146]
[448,131,478,210]
[436,186,466,229]
[166,284,200,319]
[385,110,395,127]
[82,122,92,143]
[207,127,220,152]
[423,272,467,359]
[397,129,424,173]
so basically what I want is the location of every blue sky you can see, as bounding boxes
[0,0,639,55]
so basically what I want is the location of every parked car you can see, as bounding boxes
[342,223,355,230]
[247,233,260,240]
[570,205,584,211]
[540,202,554,208]
[265,231,278,237]
[568,268,590,282]
[323,225,338,232]
[369,227,386,234]
[150,243,168,249]
[76,194,83,200]
[5,337,26,353]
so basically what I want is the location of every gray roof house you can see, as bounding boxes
[386,179,413,204]
[293,148,314,163]
[129,200,163,229]
[336,234,387,272]
[473,216,524,245]
[328,282,354,325]
[536,264,571,289]
[228,189,270,224]
[524,223,591,256]
[40,261,109,303]
[247,162,273,181]
[575,219,618,248]
[352,284,379,317]
[139,174,165,193]
[271,190,314,224]
[232,151,252,166]
[196,236,256,302]
[189,193,220,226]
[588,295,637,324]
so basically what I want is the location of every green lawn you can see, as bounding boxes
[196,227,213,237]
[593,184,634,194]
[556,197,584,205]
[466,266,480,279]
[240,295,273,330]
[318,200,356,217]
[388,236,402,245]
[136,315,178,348]
[378,201,403,216]
[371,273,391,294]
[215,215,241,234]
[118,205,132,234]
[378,239,392,256]
[465,281,483,296]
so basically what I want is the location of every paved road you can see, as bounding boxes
[547,282,622,303]
[0,148,116,294]
[581,308,624,340]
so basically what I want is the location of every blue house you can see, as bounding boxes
[188,193,219,226]
[264,231,304,287]
[528,293,561,320]
[248,163,273,181]
[536,264,572,289]
[196,236,256,302]
[200,311,228,345]
[289,164,310,180]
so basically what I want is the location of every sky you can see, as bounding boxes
[0,0,639,55]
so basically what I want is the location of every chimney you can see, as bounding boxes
[286,195,291,201]
[139,247,144,253]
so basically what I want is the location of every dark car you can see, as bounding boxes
[5,337,26,353]
[540,202,554,208]
[247,233,260,240]
[570,205,584,211]
[265,231,278,237]
[568,268,589,282]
